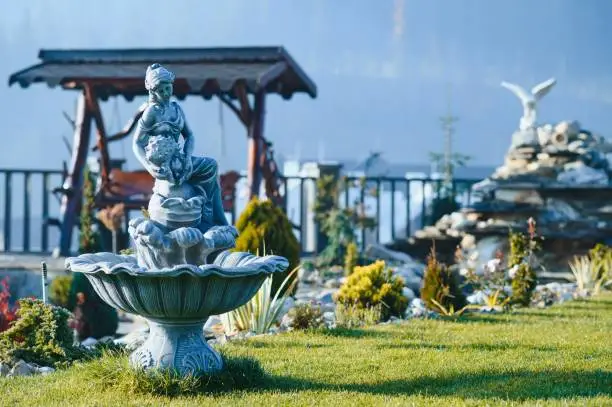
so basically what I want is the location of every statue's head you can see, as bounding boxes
[145,63,175,102]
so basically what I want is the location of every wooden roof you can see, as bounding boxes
[8,47,317,101]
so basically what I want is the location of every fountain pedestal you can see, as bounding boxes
[131,320,223,375]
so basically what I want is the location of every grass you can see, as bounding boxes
[1,294,611,406]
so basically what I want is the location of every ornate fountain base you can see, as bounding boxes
[130,320,223,376]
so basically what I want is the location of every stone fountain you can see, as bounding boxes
[66,64,288,376]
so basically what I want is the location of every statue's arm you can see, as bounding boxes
[133,106,167,178]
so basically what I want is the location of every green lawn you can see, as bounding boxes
[2,295,611,407]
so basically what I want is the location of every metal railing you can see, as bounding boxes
[0,168,480,256]
[0,168,64,254]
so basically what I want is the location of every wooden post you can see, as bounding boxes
[56,92,92,256]
[84,84,111,186]
[248,91,266,200]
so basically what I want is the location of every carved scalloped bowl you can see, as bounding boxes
[65,251,289,322]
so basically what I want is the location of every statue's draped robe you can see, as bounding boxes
[139,101,228,231]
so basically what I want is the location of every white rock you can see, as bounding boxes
[478,305,504,314]
[405,298,432,319]
[9,360,35,377]
[280,313,294,331]
[537,123,554,145]
[324,278,343,289]
[316,290,335,304]
[557,162,608,185]
[80,337,99,348]
[37,366,55,375]
[98,336,115,344]
[322,311,336,329]
[114,330,148,351]
[467,290,487,305]
[402,287,416,301]
[204,316,222,331]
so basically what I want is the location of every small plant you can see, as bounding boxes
[220,267,299,334]
[588,243,612,291]
[421,246,467,313]
[334,260,407,321]
[344,241,359,276]
[459,248,511,309]
[314,175,376,267]
[234,198,300,297]
[508,218,541,306]
[288,302,325,330]
[569,255,607,297]
[429,299,471,319]
[482,288,510,310]
[49,275,73,309]
[0,298,85,368]
[335,302,382,329]
[79,166,102,254]
[0,278,18,333]
[67,274,119,341]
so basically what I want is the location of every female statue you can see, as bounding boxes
[132,63,229,231]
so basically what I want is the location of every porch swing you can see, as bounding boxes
[9,47,317,256]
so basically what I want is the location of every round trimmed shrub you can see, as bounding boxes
[334,260,408,321]
[49,275,73,309]
[234,198,300,296]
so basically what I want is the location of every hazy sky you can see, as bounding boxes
[2,0,612,173]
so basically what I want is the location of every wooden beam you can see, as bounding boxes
[83,84,111,186]
[92,103,147,151]
[234,82,252,125]
[56,91,92,256]
[218,94,248,127]
[248,91,266,200]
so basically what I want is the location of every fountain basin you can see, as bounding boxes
[65,250,289,375]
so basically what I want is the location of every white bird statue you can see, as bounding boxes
[500,78,557,131]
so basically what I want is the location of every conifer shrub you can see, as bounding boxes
[0,299,87,368]
[288,302,325,330]
[334,260,407,321]
[234,198,300,296]
[420,247,467,312]
[49,275,73,309]
[67,166,119,340]
[67,274,119,341]
[344,241,359,276]
[508,218,541,306]
[79,166,102,254]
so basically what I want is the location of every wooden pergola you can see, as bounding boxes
[8,47,317,256]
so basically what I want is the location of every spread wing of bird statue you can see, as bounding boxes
[531,78,557,101]
[500,78,557,130]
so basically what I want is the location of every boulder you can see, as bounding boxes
[0,362,9,377]
[364,243,417,265]
[9,360,35,377]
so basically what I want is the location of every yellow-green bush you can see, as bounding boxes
[344,241,359,276]
[234,198,300,296]
[420,249,467,312]
[49,275,73,309]
[334,260,407,321]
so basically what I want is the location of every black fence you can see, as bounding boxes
[0,168,481,256]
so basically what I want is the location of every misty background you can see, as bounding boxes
[2,0,612,175]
